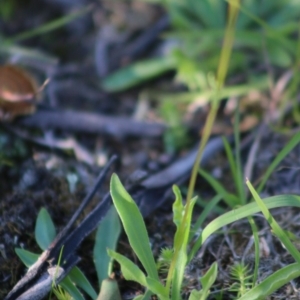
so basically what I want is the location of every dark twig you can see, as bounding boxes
[4,156,118,300]
[15,109,166,138]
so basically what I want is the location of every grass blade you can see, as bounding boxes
[238,263,300,300]
[257,131,300,193]
[189,194,300,261]
[247,179,300,264]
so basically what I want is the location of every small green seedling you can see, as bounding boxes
[15,205,122,299]
[109,173,218,300]
[15,208,97,300]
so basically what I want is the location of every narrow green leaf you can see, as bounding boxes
[110,174,158,280]
[172,185,184,228]
[94,206,121,284]
[192,194,223,241]
[233,107,246,204]
[7,5,92,43]
[199,168,239,207]
[102,56,177,92]
[171,194,197,299]
[68,266,97,300]
[247,216,259,287]
[0,44,58,64]
[238,263,300,300]
[189,194,300,262]
[247,180,300,264]
[35,208,56,250]
[14,248,39,267]
[257,131,300,193]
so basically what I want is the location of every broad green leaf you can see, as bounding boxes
[107,249,147,286]
[68,266,97,299]
[189,194,300,262]
[102,56,177,92]
[35,208,56,250]
[94,206,121,284]
[110,174,158,280]
[238,263,300,300]
[14,248,39,267]
[60,276,84,300]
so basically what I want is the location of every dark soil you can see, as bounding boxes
[1,1,300,300]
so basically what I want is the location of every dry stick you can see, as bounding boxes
[16,109,166,138]
[5,156,117,300]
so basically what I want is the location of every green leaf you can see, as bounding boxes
[146,277,169,300]
[97,278,122,300]
[60,276,85,300]
[14,248,39,267]
[189,289,204,300]
[171,187,197,299]
[107,249,147,286]
[192,194,223,241]
[257,131,300,194]
[110,174,158,280]
[172,185,184,228]
[238,263,300,300]
[171,248,188,300]
[94,206,121,284]
[267,41,292,67]
[102,56,177,92]
[35,208,56,250]
[189,194,300,262]
[68,266,97,300]
[6,5,92,43]
[247,180,300,264]
[198,168,239,207]
[199,261,218,300]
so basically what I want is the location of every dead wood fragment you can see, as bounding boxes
[15,109,166,138]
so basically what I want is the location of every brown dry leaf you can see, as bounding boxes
[0,64,48,120]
